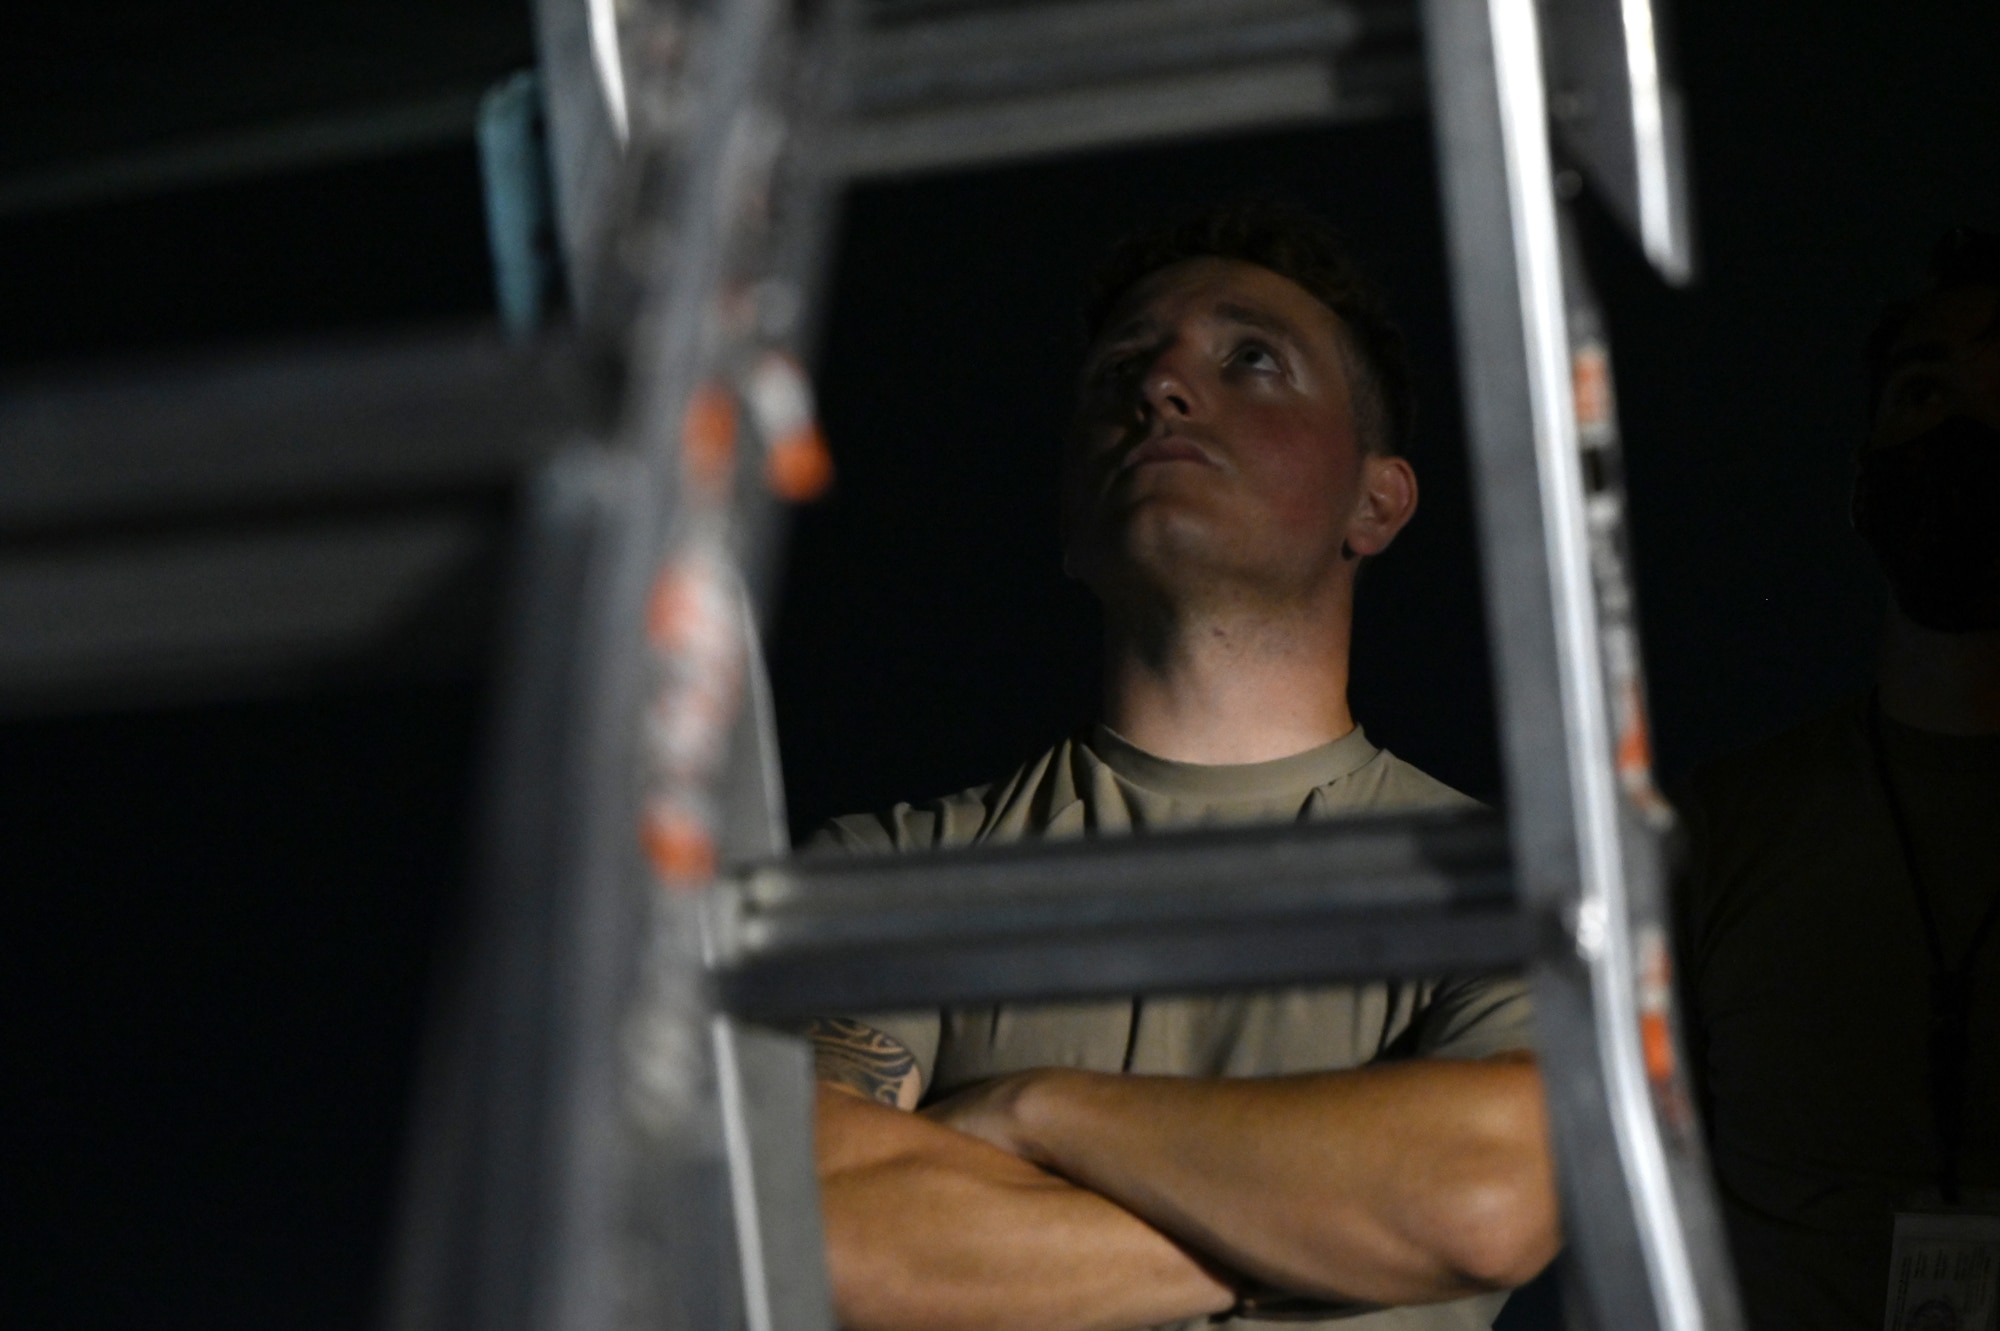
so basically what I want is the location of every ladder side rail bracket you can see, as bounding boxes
[562,3,856,1331]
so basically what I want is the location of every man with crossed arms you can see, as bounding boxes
[806,204,1560,1331]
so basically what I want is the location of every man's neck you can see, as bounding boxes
[1100,591,1356,766]
[1877,608,2000,736]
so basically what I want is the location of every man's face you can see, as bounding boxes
[1869,283,2000,453]
[1061,257,1401,609]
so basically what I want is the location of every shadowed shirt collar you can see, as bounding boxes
[1085,722,1380,803]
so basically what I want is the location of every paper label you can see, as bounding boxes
[1884,1211,2000,1331]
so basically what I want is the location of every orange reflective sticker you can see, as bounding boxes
[1641,1011,1676,1083]
[646,567,697,649]
[1616,683,1653,776]
[641,803,716,886]
[683,383,738,491]
[1617,717,1653,777]
[1572,345,1611,430]
[765,425,833,502]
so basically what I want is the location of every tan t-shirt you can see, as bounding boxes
[1677,697,2000,1331]
[812,724,1536,1331]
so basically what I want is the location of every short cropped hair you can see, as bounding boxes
[1866,226,2000,418]
[1082,201,1416,456]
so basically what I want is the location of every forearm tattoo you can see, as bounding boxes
[807,1017,917,1106]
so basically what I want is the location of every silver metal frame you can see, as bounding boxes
[1542,0,1696,282]
[1427,5,1679,1323]
[1426,1,1732,1326]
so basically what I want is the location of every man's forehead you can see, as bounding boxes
[1887,283,2000,366]
[1096,257,1344,347]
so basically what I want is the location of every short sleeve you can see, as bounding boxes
[800,815,898,857]
[837,1009,943,1092]
[800,820,943,1091]
[1408,972,1536,1060]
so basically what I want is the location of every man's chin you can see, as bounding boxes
[1073,514,1351,616]
[1078,510,1224,579]
[1078,530,1280,609]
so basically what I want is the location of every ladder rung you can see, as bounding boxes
[0,330,594,712]
[853,0,1397,115]
[0,329,591,537]
[710,811,1524,1019]
[839,0,1422,177]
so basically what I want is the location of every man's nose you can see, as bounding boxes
[1140,347,1199,420]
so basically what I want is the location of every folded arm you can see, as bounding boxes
[812,1020,1236,1331]
[929,1053,1560,1307]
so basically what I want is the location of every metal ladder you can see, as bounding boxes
[385,3,1743,1330]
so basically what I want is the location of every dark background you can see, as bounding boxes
[4,1,1997,1327]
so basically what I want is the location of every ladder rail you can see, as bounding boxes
[711,570,839,1331]
[1425,0,1737,1327]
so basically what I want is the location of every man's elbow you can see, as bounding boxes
[1434,1056,1562,1291]
[1434,1167,1562,1292]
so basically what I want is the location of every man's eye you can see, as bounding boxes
[1092,353,1140,386]
[1232,342,1280,371]
[1887,375,1950,417]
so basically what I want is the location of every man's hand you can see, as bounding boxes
[921,1056,1559,1308]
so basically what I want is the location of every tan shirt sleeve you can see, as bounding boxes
[801,819,945,1093]
[1408,972,1536,1060]
[839,1008,943,1092]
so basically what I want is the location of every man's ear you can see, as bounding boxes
[1344,453,1419,559]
